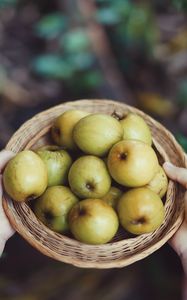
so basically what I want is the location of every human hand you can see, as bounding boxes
[163,161,187,300]
[0,150,15,255]
[163,162,187,264]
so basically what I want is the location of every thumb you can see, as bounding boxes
[0,150,15,173]
[0,175,3,200]
[163,162,187,189]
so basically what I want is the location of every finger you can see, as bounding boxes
[0,150,15,173]
[0,175,2,201]
[0,174,15,240]
[169,191,187,255]
[163,162,187,189]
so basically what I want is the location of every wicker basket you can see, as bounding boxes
[3,99,186,269]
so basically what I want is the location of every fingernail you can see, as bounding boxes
[163,162,174,169]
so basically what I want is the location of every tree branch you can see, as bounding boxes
[76,0,134,104]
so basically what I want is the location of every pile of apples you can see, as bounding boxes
[3,109,168,245]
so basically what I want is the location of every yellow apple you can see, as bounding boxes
[73,113,123,157]
[3,150,48,202]
[68,155,111,198]
[36,145,72,187]
[51,109,89,150]
[107,140,159,187]
[34,186,79,233]
[120,113,152,145]
[68,198,119,244]
[117,187,165,235]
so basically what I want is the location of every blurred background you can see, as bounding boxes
[0,0,187,299]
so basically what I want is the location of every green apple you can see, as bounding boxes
[73,113,123,157]
[51,109,89,150]
[68,155,111,198]
[120,113,152,145]
[117,187,165,235]
[107,140,159,187]
[145,165,168,198]
[101,186,123,209]
[36,145,72,187]
[34,186,79,233]
[3,150,48,202]
[68,198,119,244]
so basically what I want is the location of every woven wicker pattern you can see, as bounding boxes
[3,99,186,268]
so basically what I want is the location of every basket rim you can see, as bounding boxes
[3,99,186,268]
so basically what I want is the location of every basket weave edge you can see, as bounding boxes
[3,194,184,269]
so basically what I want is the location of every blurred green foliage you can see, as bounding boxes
[34,13,67,40]
[95,0,158,55]
[0,0,17,7]
[62,29,90,53]
[31,0,159,90]
[96,1,158,52]
[32,55,75,80]
[1,0,186,92]
[1,0,187,147]
[95,7,121,25]
[172,0,187,11]
[33,14,97,88]
[176,133,187,152]
[177,79,187,107]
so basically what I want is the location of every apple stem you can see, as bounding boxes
[86,182,94,191]
[118,152,128,160]
[111,111,125,121]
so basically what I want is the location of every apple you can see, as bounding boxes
[51,109,89,150]
[101,186,123,209]
[68,155,111,198]
[34,186,79,233]
[36,145,72,187]
[145,165,168,198]
[73,113,123,157]
[3,150,48,202]
[117,187,165,235]
[68,198,119,244]
[120,113,152,145]
[107,140,159,187]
